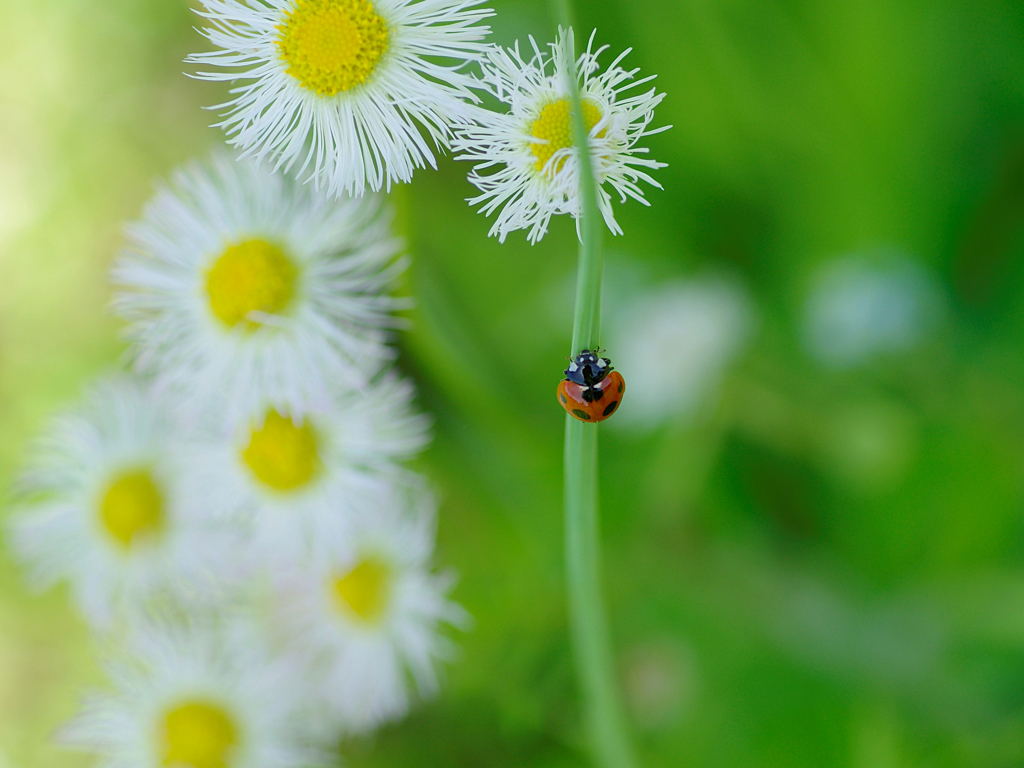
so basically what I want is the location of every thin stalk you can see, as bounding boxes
[564,422,636,768]
[549,4,637,768]
[551,1,605,353]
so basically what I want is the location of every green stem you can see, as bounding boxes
[549,5,637,768]
[564,422,636,768]
[551,2,604,353]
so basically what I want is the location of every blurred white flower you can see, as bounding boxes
[182,373,430,560]
[802,255,945,369]
[269,481,465,734]
[608,276,754,430]
[188,0,493,198]
[112,153,405,425]
[454,27,667,243]
[60,623,319,768]
[5,376,241,628]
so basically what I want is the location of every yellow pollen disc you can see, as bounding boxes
[277,0,389,97]
[332,555,392,623]
[161,701,238,768]
[242,410,320,492]
[529,99,604,173]
[205,239,296,329]
[99,470,164,549]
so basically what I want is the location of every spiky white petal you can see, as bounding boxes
[454,27,669,244]
[189,0,493,198]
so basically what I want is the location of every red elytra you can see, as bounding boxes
[557,371,625,423]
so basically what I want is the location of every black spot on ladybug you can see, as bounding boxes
[572,409,591,421]
[559,393,568,405]
[602,400,619,417]
[618,381,623,393]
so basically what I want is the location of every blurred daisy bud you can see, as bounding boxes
[181,373,430,561]
[802,254,945,369]
[455,27,668,244]
[60,622,321,768]
[269,481,467,735]
[6,376,242,628]
[112,153,406,424]
[608,276,754,431]
[188,0,494,198]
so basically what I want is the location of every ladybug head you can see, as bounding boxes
[564,349,612,386]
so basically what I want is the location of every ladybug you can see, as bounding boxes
[557,349,625,423]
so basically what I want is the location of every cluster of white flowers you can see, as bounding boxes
[189,1,666,242]
[7,156,460,766]
[8,2,667,765]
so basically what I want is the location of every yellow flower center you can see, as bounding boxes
[161,701,238,768]
[99,470,164,549]
[529,99,604,173]
[277,0,389,97]
[205,239,296,329]
[241,410,320,492]
[331,555,392,624]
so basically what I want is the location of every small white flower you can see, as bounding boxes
[608,275,754,430]
[112,153,405,424]
[189,0,493,198]
[269,481,465,734]
[5,376,240,628]
[454,27,668,244]
[802,254,945,369]
[182,372,430,560]
[60,623,319,768]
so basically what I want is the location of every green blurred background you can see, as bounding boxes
[3,0,1024,766]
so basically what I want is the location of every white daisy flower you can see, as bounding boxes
[454,27,668,244]
[60,623,320,768]
[112,153,406,424]
[183,372,430,560]
[269,481,465,734]
[189,0,494,198]
[5,376,241,628]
